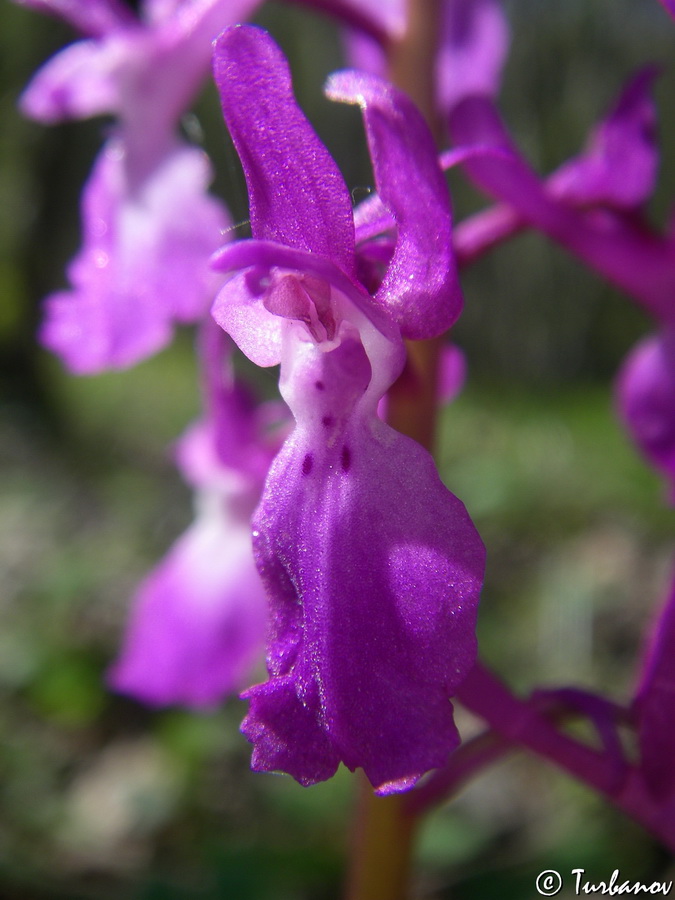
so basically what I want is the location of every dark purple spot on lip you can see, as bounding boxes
[321,415,334,428]
[302,453,313,476]
[341,446,351,472]
[315,380,325,391]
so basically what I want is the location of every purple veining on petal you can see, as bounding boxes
[340,445,351,472]
[328,69,462,339]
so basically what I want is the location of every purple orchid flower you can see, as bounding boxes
[15,0,257,371]
[14,0,437,373]
[633,574,675,798]
[446,67,675,317]
[107,419,268,707]
[209,25,484,794]
[108,326,284,707]
[616,331,675,504]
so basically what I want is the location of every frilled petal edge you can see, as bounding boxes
[242,407,485,792]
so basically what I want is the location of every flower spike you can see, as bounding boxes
[212,25,485,793]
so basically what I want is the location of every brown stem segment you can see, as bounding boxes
[386,335,444,452]
[388,0,443,139]
[346,776,418,900]
[345,3,444,899]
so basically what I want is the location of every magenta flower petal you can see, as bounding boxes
[12,0,133,36]
[108,496,267,708]
[242,335,484,792]
[212,239,403,365]
[439,343,466,404]
[449,94,675,321]
[212,25,356,278]
[40,139,228,373]
[327,70,462,339]
[548,68,660,211]
[308,0,405,40]
[19,36,126,123]
[657,0,675,20]
[616,331,675,502]
[109,332,285,710]
[634,577,675,797]
[436,0,509,114]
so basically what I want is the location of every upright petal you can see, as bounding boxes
[436,0,509,114]
[212,25,356,278]
[40,139,228,373]
[327,70,462,339]
[548,68,660,211]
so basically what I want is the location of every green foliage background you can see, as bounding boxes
[1,1,675,897]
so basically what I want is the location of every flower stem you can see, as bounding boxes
[386,335,444,451]
[346,776,417,900]
[455,662,675,851]
[344,3,444,898]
